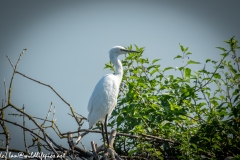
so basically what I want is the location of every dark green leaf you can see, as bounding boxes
[206,59,211,63]
[234,95,240,103]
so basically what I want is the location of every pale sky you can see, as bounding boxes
[0,0,240,153]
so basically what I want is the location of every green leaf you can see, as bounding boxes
[174,55,182,59]
[163,67,174,72]
[212,60,217,64]
[213,73,221,79]
[187,60,201,65]
[191,143,197,149]
[178,67,184,71]
[179,43,184,52]
[206,92,210,98]
[134,44,139,51]
[216,47,227,51]
[234,95,240,103]
[220,53,228,57]
[150,68,159,75]
[184,68,191,78]
[216,102,227,109]
[206,59,211,63]
[152,59,161,64]
[186,52,192,55]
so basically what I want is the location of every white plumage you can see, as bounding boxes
[87,46,138,129]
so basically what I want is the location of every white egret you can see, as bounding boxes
[87,46,139,146]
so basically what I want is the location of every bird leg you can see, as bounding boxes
[104,114,110,147]
[101,123,106,151]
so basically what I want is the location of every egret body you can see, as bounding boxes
[87,46,138,145]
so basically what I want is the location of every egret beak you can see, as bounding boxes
[120,49,140,53]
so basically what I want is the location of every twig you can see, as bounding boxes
[80,142,86,151]
[68,132,74,150]
[107,148,116,160]
[42,132,62,160]
[75,127,82,145]
[6,48,27,104]
[1,101,10,160]
[109,130,117,147]
[5,56,14,70]
[120,155,148,160]
[74,112,87,120]
[0,147,28,154]
[0,139,4,146]
[195,50,230,92]
[41,102,53,127]
[62,129,179,144]
[15,70,80,126]
[22,105,29,153]
[4,79,7,106]
[0,117,45,142]
[6,103,61,157]
[91,141,99,160]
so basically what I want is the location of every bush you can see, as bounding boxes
[106,37,240,159]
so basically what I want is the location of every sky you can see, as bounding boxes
[0,0,240,155]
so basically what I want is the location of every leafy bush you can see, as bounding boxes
[105,37,240,159]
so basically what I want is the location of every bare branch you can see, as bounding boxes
[63,129,179,144]
[0,102,10,160]
[0,117,45,142]
[4,79,7,106]
[109,130,117,147]
[7,48,27,104]
[15,70,81,126]
[91,141,99,160]
[22,105,29,153]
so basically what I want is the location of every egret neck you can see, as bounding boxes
[110,53,123,81]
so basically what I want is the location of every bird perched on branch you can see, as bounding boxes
[87,46,139,146]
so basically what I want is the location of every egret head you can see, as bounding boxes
[109,46,139,56]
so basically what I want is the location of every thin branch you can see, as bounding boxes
[120,155,148,160]
[41,102,53,127]
[1,100,10,160]
[4,79,7,106]
[15,70,80,126]
[0,117,45,142]
[195,50,230,92]
[91,141,99,160]
[62,129,179,144]
[22,105,29,153]
[109,130,117,147]
[5,56,14,70]
[0,147,28,154]
[6,48,27,104]
[6,103,61,157]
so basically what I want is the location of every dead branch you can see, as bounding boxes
[62,129,179,144]
[91,141,99,160]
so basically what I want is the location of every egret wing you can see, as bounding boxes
[87,74,119,128]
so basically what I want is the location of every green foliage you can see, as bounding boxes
[105,37,240,159]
